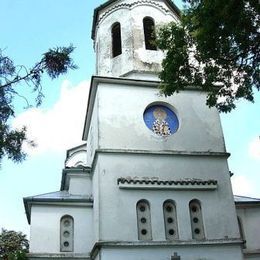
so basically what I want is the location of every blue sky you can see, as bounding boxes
[1,0,259,237]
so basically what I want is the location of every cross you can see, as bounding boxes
[171,252,181,260]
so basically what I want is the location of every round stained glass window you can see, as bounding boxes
[143,105,179,137]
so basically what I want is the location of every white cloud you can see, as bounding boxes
[231,175,256,197]
[12,80,90,155]
[249,137,260,160]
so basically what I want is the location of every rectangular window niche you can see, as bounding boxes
[117,177,217,190]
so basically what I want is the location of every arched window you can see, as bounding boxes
[136,200,152,240]
[60,215,74,252]
[189,199,205,239]
[112,22,122,57]
[163,200,179,240]
[143,17,157,50]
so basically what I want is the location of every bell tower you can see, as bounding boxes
[83,0,244,259]
[92,0,179,80]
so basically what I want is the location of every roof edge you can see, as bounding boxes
[23,193,93,224]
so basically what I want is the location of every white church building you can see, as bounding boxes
[23,0,260,259]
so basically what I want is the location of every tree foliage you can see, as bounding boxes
[156,0,260,112]
[0,229,29,260]
[0,45,77,165]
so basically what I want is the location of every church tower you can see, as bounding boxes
[83,0,244,259]
[92,0,179,80]
[24,1,246,259]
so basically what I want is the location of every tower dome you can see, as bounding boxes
[92,0,180,80]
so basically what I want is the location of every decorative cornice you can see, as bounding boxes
[92,0,181,40]
[98,1,174,24]
[117,177,218,190]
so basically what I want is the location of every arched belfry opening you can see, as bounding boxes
[91,0,181,78]
[111,22,122,57]
[143,17,157,50]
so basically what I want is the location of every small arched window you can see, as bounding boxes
[60,215,74,252]
[189,199,205,239]
[163,200,179,240]
[143,17,157,50]
[136,200,152,240]
[112,22,122,57]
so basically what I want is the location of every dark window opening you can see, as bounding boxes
[112,23,122,57]
[143,17,157,50]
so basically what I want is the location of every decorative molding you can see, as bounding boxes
[91,0,180,39]
[94,0,178,38]
[98,0,175,23]
[117,177,218,190]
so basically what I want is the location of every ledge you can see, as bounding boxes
[94,148,230,157]
[27,253,90,259]
[243,249,260,257]
[118,177,218,190]
[90,239,243,259]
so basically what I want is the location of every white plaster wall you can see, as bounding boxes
[92,163,101,242]
[69,174,92,196]
[97,82,226,154]
[30,205,93,254]
[99,245,243,260]
[95,0,178,78]
[86,91,99,167]
[93,153,239,241]
[236,207,260,252]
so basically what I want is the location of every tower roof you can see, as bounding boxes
[91,0,181,40]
